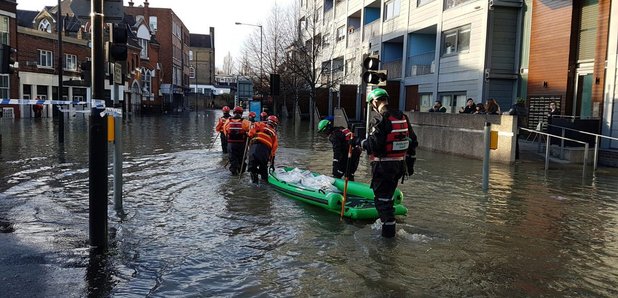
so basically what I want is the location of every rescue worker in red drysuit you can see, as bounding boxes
[223,106,251,175]
[248,111,257,123]
[317,119,362,181]
[259,111,268,122]
[215,106,232,153]
[359,88,418,238]
[247,115,279,183]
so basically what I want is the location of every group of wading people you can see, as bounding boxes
[212,88,418,238]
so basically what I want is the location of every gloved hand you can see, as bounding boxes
[269,156,275,172]
[405,155,416,175]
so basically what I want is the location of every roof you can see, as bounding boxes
[190,33,212,48]
[16,10,38,27]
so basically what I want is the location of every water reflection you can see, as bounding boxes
[1,112,617,296]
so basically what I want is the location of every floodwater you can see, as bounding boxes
[1,110,617,297]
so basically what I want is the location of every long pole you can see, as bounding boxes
[195,51,198,113]
[57,0,64,144]
[89,0,108,252]
[482,122,490,192]
[260,26,263,100]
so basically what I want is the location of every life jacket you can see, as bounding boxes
[371,114,410,161]
[254,125,277,149]
[226,118,247,143]
[340,128,353,141]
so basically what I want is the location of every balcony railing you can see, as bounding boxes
[406,52,435,76]
[383,59,402,79]
[324,9,333,24]
[335,2,346,18]
[363,20,380,41]
[347,30,359,48]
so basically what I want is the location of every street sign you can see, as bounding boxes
[113,62,122,85]
[71,0,124,23]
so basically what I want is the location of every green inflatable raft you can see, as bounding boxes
[268,167,408,220]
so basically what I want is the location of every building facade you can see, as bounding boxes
[0,0,18,118]
[298,0,525,119]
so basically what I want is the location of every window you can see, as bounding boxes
[438,92,466,113]
[142,69,152,97]
[0,16,8,45]
[336,25,345,42]
[444,0,473,10]
[420,93,433,109]
[417,0,435,6]
[64,54,77,71]
[442,25,471,56]
[0,75,8,99]
[322,33,331,48]
[384,0,401,21]
[149,16,158,32]
[345,57,355,75]
[189,66,195,79]
[140,39,148,59]
[38,50,53,67]
[39,19,52,33]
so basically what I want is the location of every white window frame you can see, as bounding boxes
[444,0,473,10]
[0,74,9,99]
[139,39,149,59]
[149,16,158,32]
[418,0,435,7]
[38,50,53,68]
[189,66,196,79]
[322,33,331,48]
[442,25,471,56]
[0,16,9,45]
[64,54,77,71]
[336,25,346,42]
[39,19,52,33]
[384,0,401,21]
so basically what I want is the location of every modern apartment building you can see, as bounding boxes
[298,0,525,119]
[606,0,618,149]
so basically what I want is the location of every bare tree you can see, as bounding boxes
[222,52,235,75]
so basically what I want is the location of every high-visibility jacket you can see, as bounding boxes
[215,114,231,133]
[223,118,251,143]
[248,122,279,158]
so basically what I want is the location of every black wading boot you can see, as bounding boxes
[382,221,396,238]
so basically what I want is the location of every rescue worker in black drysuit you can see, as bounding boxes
[215,106,232,153]
[317,119,362,181]
[247,115,279,183]
[359,88,418,238]
[223,106,251,175]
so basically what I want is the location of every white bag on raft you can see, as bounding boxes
[275,168,339,193]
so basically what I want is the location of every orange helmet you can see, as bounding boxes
[267,115,279,126]
[222,106,230,113]
[233,106,243,114]
[260,112,268,118]
[248,111,256,118]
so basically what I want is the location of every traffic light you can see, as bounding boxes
[0,44,17,74]
[362,55,387,86]
[107,23,128,62]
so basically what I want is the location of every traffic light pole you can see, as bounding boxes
[365,85,372,139]
[89,0,108,252]
[57,0,64,144]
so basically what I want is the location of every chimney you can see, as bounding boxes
[144,0,149,8]
[128,1,134,7]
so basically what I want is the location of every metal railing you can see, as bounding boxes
[520,127,589,176]
[383,59,402,79]
[406,52,435,76]
[547,124,618,170]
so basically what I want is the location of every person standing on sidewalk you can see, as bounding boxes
[360,88,418,238]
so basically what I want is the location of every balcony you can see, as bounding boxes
[324,9,333,25]
[335,1,346,19]
[363,19,380,41]
[406,52,435,76]
[347,30,360,48]
[383,59,402,79]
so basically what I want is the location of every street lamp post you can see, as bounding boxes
[235,22,263,98]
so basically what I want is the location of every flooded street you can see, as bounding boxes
[1,110,618,297]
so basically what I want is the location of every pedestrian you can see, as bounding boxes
[508,99,528,160]
[260,111,268,121]
[215,106,232,153]
[32,96,44,118]
[459,98,476,114]
[547,102,559,125]
[223,106,251,175]
[247,115,279,184]
[317,119,362,181]
[248,111,257,123]
[485,98,501,115]
[473,103,486,114]
[428,100,447,113]
[359,88,418,238]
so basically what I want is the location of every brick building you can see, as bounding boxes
[0,0,18,117]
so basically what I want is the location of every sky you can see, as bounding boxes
[16,0,294,69]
